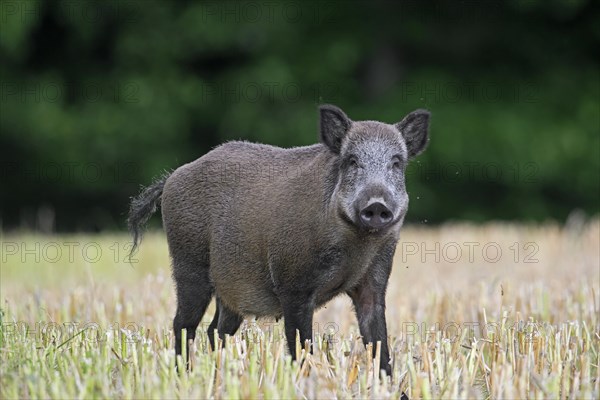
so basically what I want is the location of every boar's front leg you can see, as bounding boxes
[280,291,315,361]
[348,245,395,376]
[349,282,391,376]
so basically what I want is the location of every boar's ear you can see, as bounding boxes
[396,109,430,159]
[319,104,351,154]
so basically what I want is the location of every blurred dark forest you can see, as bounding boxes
[0,0,598,232]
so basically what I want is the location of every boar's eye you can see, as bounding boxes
[392,156,402,170]
[346,156,359,169]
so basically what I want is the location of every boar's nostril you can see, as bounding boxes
[359,202,393,230]
[380,210,392,222]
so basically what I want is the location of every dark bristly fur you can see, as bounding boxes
[127,105,430,379]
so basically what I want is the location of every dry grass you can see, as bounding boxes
[1,221,598,399]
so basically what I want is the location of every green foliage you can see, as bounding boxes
[0,0,598,230]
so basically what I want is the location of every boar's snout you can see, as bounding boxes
[359,202,393,230]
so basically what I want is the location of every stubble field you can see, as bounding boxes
[1,221,598,399]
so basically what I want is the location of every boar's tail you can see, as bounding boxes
[127,172,170,260]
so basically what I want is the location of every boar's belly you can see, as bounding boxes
[210,262,282,318]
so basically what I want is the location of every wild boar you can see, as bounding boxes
[128,104,430,376]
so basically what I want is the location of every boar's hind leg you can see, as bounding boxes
[172,259,214,368]
[281,294,315,360]
[207,298,243,350]
[216,299,243,343]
